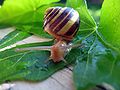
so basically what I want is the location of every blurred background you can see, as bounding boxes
[87,0,103,8]
[0,0,103,23]
[0,0,103,7]
[0,0,4,5]
[60,0,103,8]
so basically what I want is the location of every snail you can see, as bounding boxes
[43,7,80,62]
[16,7,80,63]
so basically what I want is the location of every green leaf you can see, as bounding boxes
[66,0,96,41]
[0,41,81,83]
[69,0,120,89]
[16,21,52,38]
[0,0,60,27]
[73,35,120,90]
[0,30,31,49]
[98,0,120,51]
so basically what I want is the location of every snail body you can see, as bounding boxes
[51,40,67,62]
[44,7,80,62]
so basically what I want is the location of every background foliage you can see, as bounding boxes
[0,0,120,90]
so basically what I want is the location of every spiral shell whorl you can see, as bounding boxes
[43,7,80,41]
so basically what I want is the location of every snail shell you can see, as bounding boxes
[43,7,80,42]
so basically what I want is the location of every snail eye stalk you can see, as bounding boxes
[15,43,83,63]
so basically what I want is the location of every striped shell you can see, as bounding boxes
[43,7,80,41]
